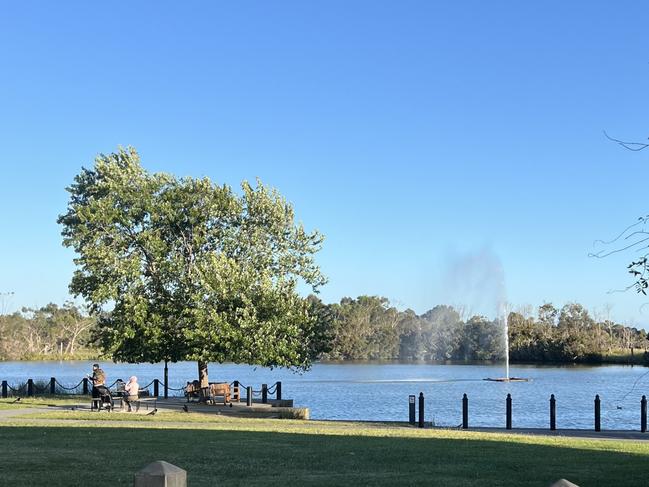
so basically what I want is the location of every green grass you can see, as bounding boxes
[0,396,89,409]
[2,413,649,486]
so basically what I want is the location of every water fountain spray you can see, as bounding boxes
[484,303,528,382]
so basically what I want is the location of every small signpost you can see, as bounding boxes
[408,395,416,425]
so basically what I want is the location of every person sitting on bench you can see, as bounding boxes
[123,376,140,412]
[88,363,107,406]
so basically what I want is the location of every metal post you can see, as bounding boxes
[50,377,56,395]
[163,360,169,399]
[246,386,252,406]
[418,392,425,428]
[642,395,647,433]
[27,379,34,397]
[550,394,556,430]
[595,394,601,432]
[276,381,282,401]
[462,393,468,429]
[262,384,268,404]
[153,379,159,398]
[2,380,7,398]
[82,377,89,395]
[233,381,239,402]
[506,393,512,430]
[408,395,416,425]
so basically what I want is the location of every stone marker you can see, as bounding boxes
[134,461,187,487]
[549,480,579,487]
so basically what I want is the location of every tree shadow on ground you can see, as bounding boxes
[1,426,647,486]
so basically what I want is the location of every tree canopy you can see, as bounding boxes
[58,147,327,382]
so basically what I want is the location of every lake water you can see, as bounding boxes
[1,361,649,430]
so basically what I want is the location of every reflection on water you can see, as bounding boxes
[1,360,648,430]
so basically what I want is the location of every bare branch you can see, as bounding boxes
[589,236,649,258]
[593,217,648,246]
[603,130,649,152]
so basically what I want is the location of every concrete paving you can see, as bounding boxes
[461,427,649,441]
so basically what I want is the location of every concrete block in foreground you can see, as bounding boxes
[549,480,579,487]
[134,460,187,487]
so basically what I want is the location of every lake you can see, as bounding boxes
[1,361,648,430]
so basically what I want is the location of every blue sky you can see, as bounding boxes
[0,2,648,324]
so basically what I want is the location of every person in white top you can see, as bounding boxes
[123,376,140,412]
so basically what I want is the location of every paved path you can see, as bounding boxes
[467,427,649,441]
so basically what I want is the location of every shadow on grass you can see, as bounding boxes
[1,425,647,486]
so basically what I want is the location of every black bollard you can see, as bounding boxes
[246,386,252,406]
[1,380,7,399]
[82,377,89,395]
[418,392,425,428]
[595,394,601,432]
[50,377,56,395]
[163,362,169,399]
[27,379,34,397]
[550,394,556,431]
[233,381,240,402]
[642,395,647,433]
[506,393,512,430]
[462,393,468,429]
[153,379,159,398]
[408,395,416,425]
[276,382,282,401]
[262,384,268,404]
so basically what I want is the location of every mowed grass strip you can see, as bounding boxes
[0,396,89,409]
[2,415,649,486]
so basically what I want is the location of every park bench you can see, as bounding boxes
[207,382,231,405]
[92,387,153,412]
[184,381,231,405]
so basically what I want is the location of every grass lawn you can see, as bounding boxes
[0,396,89,409]
[2,411,649,486]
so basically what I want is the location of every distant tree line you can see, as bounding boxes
[0,303,96,360]
[310,296,649,364]
[1,297,647,364]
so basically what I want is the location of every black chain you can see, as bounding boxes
[55,379,84,391]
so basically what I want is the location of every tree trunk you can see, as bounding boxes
[198,360,209,401]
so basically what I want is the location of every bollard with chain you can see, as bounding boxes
[233,380,240,402]
[1,380,7,398]
[27,379,34,397]
[153,379,159,398]
[246,386,252,406]
[50,377,56,395]
[82,377,89,395]
[595,394,601,432]
[262,384,268,404]
[276,381,282,401]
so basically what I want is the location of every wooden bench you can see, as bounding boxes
[185,381,201,402]
[184,381,231,405]
[207,382,231,405]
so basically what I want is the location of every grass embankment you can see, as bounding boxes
[2,407,649,486]
[600,350,647,365]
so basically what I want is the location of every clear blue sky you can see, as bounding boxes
[0,2,648,325]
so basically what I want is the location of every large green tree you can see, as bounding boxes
[58,147,327,389]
